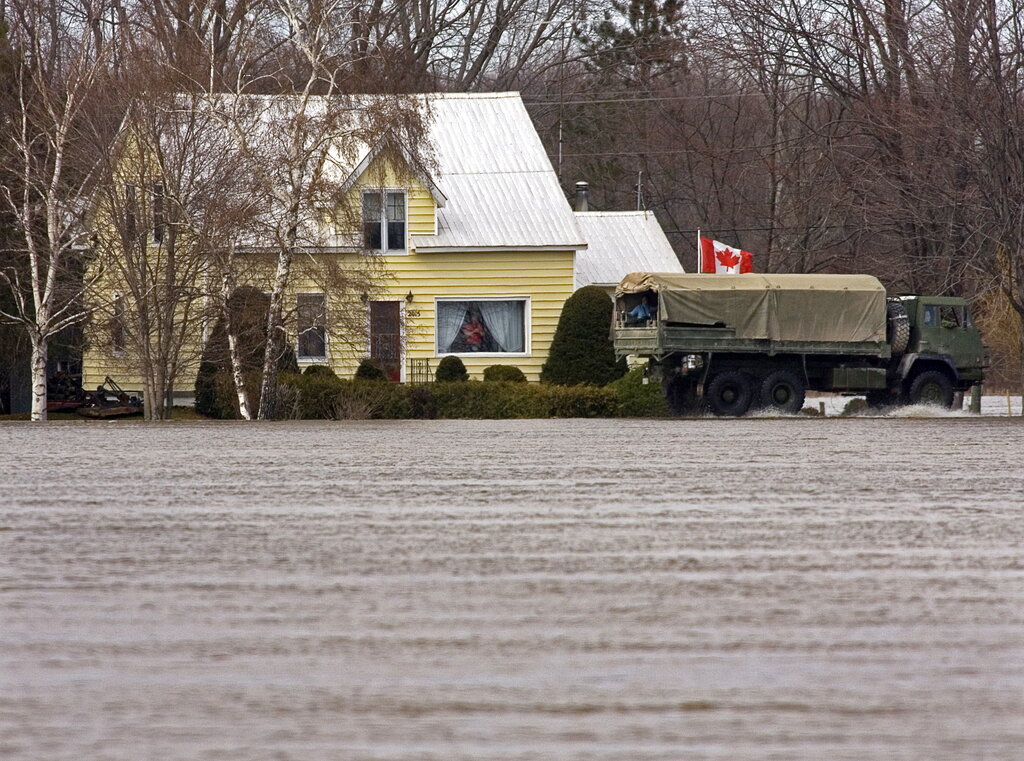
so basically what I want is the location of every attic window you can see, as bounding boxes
[362,190,405,252]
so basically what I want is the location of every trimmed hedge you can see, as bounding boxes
[277,372,410,419]
[483,364,527,383]
[196,368,672,421]
[274,375,620,419]
[436,355,469,382]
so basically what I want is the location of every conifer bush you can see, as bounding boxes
[195,287,269,418]
[303,364,336,377]
[540,286,626,386]
[483,364,527,383]
[436,355,469,382]
[354,358,388,381]
[195,287,299,418]
[610,368,672,417]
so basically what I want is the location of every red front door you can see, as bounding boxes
[369,301,402,382]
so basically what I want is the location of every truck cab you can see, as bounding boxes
[896,296,988,395]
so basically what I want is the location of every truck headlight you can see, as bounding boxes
[682,354,703,372]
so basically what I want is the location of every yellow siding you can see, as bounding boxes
[350,154,436,239]
[353,249,575,382]
[85,152,576,394]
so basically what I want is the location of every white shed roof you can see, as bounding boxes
[573,211,683,288]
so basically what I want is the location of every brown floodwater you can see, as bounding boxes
[1,417,1022,760]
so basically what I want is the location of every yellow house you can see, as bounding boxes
[326,92,587,383]
[84,92,590,395]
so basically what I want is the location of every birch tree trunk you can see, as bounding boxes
[30,333,47,421]
[256,240,293,420]
[227,328,252,421]
[217,245,253,420]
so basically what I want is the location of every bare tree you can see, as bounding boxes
[90,90,257,419]
[0,0,111,420]
[198,0,429,419]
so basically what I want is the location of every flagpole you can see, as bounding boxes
[696,229,701,273]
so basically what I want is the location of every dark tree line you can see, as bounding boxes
[527,0,1024,388]
[2,0,1024,417]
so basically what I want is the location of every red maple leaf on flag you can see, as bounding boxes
[716,248,741,269]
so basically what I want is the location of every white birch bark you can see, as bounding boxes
[30,334,47,421]
[220,247,253,421]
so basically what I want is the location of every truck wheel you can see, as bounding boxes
[706,371,754,417]
[759,370,805,414]
[908,370,954,408]
[887,300,910,356]
[663,376,700,415]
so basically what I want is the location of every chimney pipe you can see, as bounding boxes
[574,181,589,212]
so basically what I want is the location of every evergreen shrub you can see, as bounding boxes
[408,385,437,419]
[273,373,643,419]
[195,287,297,418]
[483,364,527,383]
[354,358,388,381]
[303,364,336,377]
[541,286,626,386]
[278,374,411,419]
[610,368,672,417]
[436,355,469,382]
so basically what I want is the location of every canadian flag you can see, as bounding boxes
[700,237,754,274]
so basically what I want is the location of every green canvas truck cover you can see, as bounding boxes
[617,273,887,344]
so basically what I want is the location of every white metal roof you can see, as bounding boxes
[573,211,683,288]
[176,92,585,251]
[404,92,586,251]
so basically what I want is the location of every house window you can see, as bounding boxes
[362,190,405,252]
[297,293,327,359]
[436,299,527,354]
[152,182,165,244]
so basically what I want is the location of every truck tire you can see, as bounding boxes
[663,376,700,415]
[706,371,754,417]
[907,370,954,408]
[759,369,806,414]
[887,300,910,356]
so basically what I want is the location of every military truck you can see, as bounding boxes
[614,273,988,416]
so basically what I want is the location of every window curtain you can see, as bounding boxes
[478,301,524,352]
[437,301,468,353]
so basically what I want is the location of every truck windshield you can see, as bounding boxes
[939,306,960,328]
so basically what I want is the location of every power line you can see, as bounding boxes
[662,224,851,235]
[523,92,775,106]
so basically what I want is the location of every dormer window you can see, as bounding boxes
[362,190,405,252]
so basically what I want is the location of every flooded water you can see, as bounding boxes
[2,417,1023,760]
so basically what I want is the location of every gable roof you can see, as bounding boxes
[340,131,447,208]
[573,211,683,287]
[346,92,586,252]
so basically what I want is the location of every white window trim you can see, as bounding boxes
[362,189,408,254]
[434,295,532,357]
[296,292,328,362]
